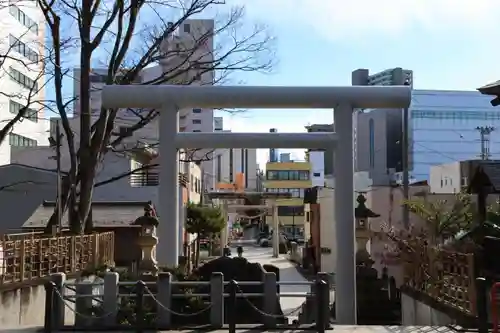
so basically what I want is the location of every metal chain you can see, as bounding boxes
[234,284,303,318]
[143,285,213,317]
[53,288,115,320]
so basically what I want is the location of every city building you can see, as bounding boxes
[269,128,279,162]
[429,159,500,194]
[71,19,216,183]
[351,68,413,87]
[352,67,500,183]
[212,148,260,190]
[305,124,334,176]
[209,116,260,190]
[263,160,311,235]
[356,89,500,183]
[0,2,50,164]
[307,150,325,187]
[351,67,412,184]
[10,19,216,201]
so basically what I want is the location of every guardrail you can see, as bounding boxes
[43,271,331,332]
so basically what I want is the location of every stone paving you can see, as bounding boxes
[238,245,313,317]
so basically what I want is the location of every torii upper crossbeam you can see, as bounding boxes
[101,84,412,325]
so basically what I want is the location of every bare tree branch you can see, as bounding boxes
[5,0,276,233]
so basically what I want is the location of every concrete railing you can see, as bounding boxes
[43,271,331,332]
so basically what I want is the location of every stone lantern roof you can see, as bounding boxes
[132,201,159,227]
[355,194,380,219]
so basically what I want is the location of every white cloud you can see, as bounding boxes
[237,0,500,41]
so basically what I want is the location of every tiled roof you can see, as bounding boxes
[469,161,500,193]
[22,205,146,228]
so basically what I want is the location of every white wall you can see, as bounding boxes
[11,145,160,202]
[211,148,259,190]
[309,151,325,187]
[0,1,49,165]
[429,162,462,193]
[318,187,335,274]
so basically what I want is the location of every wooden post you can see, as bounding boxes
[38,239,43,278]
[71,236,76,272]
[20,240,26,282]
[467,254,477,314]
[93,234,99,267]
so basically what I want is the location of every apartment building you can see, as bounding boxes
[209,117,260,190]
[305,124,334,176]
[11,19,216,196]
[212,148,260,190]
[263,160,311,235]
[0,1,49,164]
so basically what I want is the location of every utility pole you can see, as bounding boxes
[402,79,411,229]
[476,126,495,160]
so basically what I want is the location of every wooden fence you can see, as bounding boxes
[0,231,114,286]
[403,247,476,315]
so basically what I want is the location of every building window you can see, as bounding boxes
[9,5,38,34]
[277,206,304,216]
[216,155,222,182]
[192,108,202,113]
[9,133,37,146]
[183,23,190,33]
[192,130,201,132]
[299,171,309,180]
[461,177,468,187]
[192,119,202,124]
[9,35,39,62]
[369,118,375,168]
[9,67,38,91]
[130,165,159,186]
[266,170,310,181]
[313,172,321,177]
[9,100,38,122]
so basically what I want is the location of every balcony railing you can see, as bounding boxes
[130,172,189,187]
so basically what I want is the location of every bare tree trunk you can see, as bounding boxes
[77,1,96,234]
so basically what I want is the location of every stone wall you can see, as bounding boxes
[401,293,453,326]
[0,279,76,328]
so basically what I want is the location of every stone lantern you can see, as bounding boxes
[354,193,380,265]
[133,202,160,276]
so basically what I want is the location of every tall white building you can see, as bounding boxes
[0,1,49,164]
[209,117,260,190]
[71,19,217,183]
[212,148,260,190]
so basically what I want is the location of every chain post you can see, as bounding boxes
[136,280,146,333]
[44,281,56,333]
[228,280,238,333]
[316,279,328,333]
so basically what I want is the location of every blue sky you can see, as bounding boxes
[218,0,500,166]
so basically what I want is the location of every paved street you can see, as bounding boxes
[233,244,312,317]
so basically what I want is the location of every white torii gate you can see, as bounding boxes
[101,84,411,324]
[226,204,280,257]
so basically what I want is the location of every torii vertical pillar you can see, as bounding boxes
[334,104,357,324]
[158,106,180,267]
